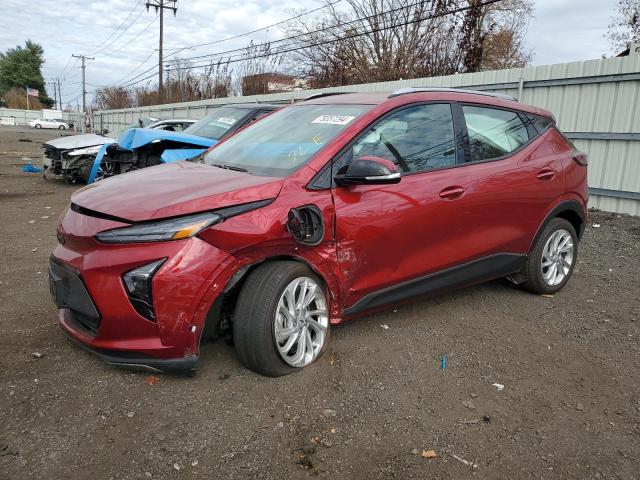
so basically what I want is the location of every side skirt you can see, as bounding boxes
[343,253,526,317]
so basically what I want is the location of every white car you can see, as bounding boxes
[29,118,71,130]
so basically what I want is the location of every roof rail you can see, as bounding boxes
[388,87,517,102]
[304,92,353,101]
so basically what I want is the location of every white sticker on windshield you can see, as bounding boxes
[217,117,237,125]
[311,115,355,126]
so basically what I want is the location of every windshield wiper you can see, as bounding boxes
[187,151,206,163]
[210,163,249,173]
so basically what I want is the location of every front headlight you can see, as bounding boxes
[68,145,102,156]
[95,211,222,244]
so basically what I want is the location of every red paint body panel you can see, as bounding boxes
[72,161,283,221]
[49,91,587,370]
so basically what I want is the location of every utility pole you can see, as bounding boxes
[57,78,63,111]
[72,54,94,114]
[72,54,94,132]
[49,80,58,110]
[146,0,177,103]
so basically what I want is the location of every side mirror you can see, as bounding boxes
[334,156,401,186]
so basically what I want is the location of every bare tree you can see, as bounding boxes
[459,0,533,72]
[92,86,133,110]
[235,41,283,95]
[607,0,640,53]
[284,0,533,86]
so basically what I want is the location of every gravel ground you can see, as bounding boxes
[1,125,639,479]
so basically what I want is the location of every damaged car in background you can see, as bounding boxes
[43,118,196,183]
[88,104,278,183]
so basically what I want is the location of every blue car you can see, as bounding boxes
[89,103,278,183]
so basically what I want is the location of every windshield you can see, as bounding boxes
[203,104,372,177]
[184,107,250,140]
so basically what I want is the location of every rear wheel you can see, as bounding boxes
[58,125,65,130]
[233,261,330,377]
[521,218,578,294]
[35,124,41,129]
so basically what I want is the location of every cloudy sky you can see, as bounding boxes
[0,0,621,107]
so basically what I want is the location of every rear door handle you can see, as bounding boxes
[439,186,465,200]
[537,169,556,181]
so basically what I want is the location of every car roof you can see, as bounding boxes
[301,90,553,118]
[303,93,389,105]
[221,103,280,110]
[153,118,195,123]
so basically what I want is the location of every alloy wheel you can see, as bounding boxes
[541,229,574,286]
[273,277,328,367]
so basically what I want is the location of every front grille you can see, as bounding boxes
[49,258,101,335]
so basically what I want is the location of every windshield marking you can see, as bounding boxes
[311,115,355,125]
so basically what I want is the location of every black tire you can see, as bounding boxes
[58,125,65,130]
[233,261,330,377]
[521,218,578,294]
[35,124,41,129]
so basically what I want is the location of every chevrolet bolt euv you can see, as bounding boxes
[49,89,588,376]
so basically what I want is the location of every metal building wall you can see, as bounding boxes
[88,56,640,215]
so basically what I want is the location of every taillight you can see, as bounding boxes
[571,150,588,166]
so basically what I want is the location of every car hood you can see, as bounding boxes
[116,128,216,150]
[71,161,283,222]
[44,134,115,150]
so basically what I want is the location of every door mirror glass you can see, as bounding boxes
[334,156,401,186]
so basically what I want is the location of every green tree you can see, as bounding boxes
[0,40,53,108]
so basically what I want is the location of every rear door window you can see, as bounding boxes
[463,106,529,162]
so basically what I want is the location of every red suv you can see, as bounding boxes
[49,89,588,376]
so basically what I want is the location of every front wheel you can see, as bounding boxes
[521,218,578,294]
[58,125,65,130]
[233,261,330,377]
[34,124,41,129]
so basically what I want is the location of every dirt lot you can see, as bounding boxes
[1,124,639,479]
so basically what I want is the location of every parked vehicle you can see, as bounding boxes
[29,118,71,129]
[43,118,197,183]
[56,118,74,129]
[89,104,278,183]
[49,89,588,377]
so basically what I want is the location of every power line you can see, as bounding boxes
[109,16,157,55]
[159,0,466,67]
[162,0,343,58]
[109,50,158,86]
[121,0,504,89]
[118,0,437,88]
[113,1,344,88]
[88,5,147,56]
[165,0,505,74]
[84,0,145,55]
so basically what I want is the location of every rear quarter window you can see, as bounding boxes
[463,105,529,162]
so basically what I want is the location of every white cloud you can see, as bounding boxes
[526,0,619,65]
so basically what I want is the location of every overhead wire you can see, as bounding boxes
[160,0,505,75]
[84,0,145,55]
[119,0,504,89]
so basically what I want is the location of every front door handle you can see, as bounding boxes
[537,169,556,181]
[439,186,465,200]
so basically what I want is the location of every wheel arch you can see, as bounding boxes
[528,199,586,253]
[200,254,336,343]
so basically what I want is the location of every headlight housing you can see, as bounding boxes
[95,211,222,244]
[68,145,103,156]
